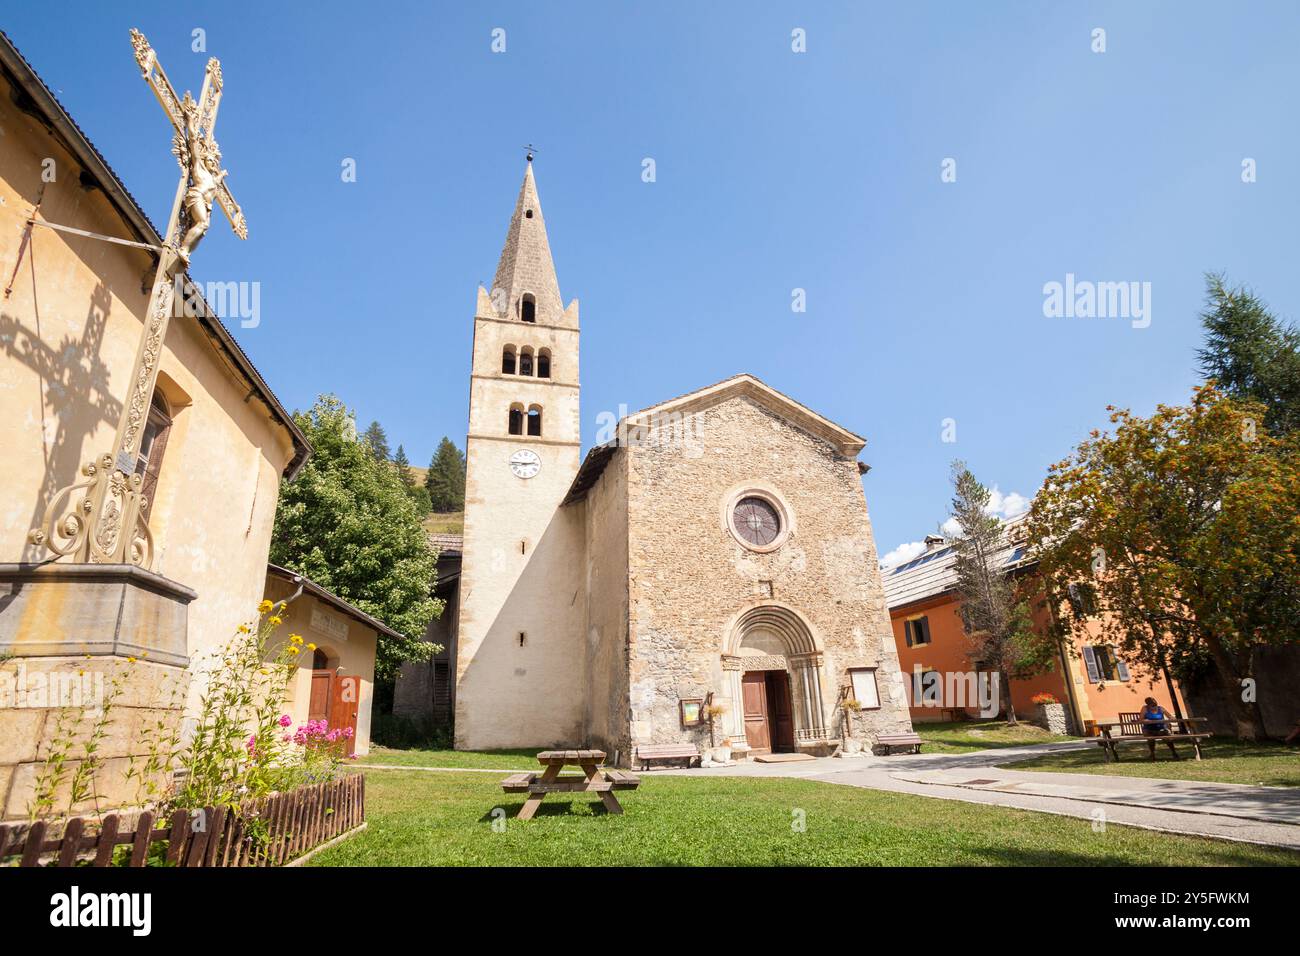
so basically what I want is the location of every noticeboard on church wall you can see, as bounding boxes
[679,698,703,727]
[850,668,881,710]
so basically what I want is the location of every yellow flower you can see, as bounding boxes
[238,624,251,634]
[259,668,268,675]
[307,643,317,651]
[258,600,273,614]
[290,634,303,645]
[291,647,302,655]
[127,656,137,663]
[268,616,282,626]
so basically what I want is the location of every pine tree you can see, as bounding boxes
[1197,273,1300,437]
[947,462,1044,725]
[362,420,390,462]
[393,444,414,488]
[425,437,466,513]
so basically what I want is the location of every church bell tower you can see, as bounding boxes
[453,159,585,750]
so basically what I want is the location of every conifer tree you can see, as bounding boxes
[1198,273,1300,437]
[362,420,390,462]
[425,437,466,513]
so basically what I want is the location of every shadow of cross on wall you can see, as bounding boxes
[0,279,122,560]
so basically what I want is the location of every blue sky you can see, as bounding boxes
[6,1,1299,563]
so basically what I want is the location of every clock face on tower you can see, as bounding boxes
[509,449,541,479]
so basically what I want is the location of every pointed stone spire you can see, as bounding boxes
[490,159,563,325]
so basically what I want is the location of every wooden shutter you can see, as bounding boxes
[904,620,914,647]
[1114,655,1131,681]
[1082,645,1101,682]
[917,616,931,645]
[138,401,172,517]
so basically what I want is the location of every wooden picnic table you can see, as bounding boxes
[1094,715,1212,761]
[500,750,640,820]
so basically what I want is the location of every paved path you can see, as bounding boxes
[657,741,1300,849]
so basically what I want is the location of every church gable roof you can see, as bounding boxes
[563,374,866,504]
[627,373,867,457]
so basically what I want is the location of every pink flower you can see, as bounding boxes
[278,714,292,727]
[246,734,257,756]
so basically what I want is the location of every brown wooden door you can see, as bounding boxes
[309,672,331,722]
[742,671,771,753]
[331,675,361,757]
[766,671,795,752]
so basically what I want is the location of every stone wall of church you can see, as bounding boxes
[623,396,913,759]
[582,451,631,760]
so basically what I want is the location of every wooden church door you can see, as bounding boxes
[742,671,772,753]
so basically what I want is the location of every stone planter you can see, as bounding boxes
[712,745,732,763]
[1034,702,1068,735]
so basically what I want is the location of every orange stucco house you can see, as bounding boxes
[881,516,1182,734]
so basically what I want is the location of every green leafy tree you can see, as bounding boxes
[1198,273,1300,437]
[1027,385,1300,740]
[406,484,432,514]
[362,420,390,462]
[425,437,466,513]
[271,396,442,679]
[947,462,1045,725]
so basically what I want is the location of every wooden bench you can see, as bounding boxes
[635,743,701,771]
[1095,713,1211,762]
[875,732,923,755]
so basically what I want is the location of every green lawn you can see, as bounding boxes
[358,746,537,770]
[309,766,1300,866]
[1001,738,1300,787]
[913,720,1077,754]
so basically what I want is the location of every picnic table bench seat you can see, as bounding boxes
[604,769,641,789]
[875,732,923,755]
[501,772,536,793]
[635,743,701,770]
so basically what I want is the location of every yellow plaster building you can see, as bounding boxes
[0,34,313,816]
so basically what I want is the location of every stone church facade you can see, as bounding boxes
[443,162,913,761]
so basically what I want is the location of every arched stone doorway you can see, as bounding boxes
[721,604,829,754]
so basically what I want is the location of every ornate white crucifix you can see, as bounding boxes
[28,29,248,568]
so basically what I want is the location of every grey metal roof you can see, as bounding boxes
[882,513,1034,611]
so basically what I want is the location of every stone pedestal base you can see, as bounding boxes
[0,563,195,820]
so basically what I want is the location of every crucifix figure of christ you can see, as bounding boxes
[28,29,248,568]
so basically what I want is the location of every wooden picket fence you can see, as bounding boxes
[0,773,364,868]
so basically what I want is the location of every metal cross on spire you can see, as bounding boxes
[523,143,539,162]
[28,30,249,568]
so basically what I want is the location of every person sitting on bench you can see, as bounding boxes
[1141,697,1180,761]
